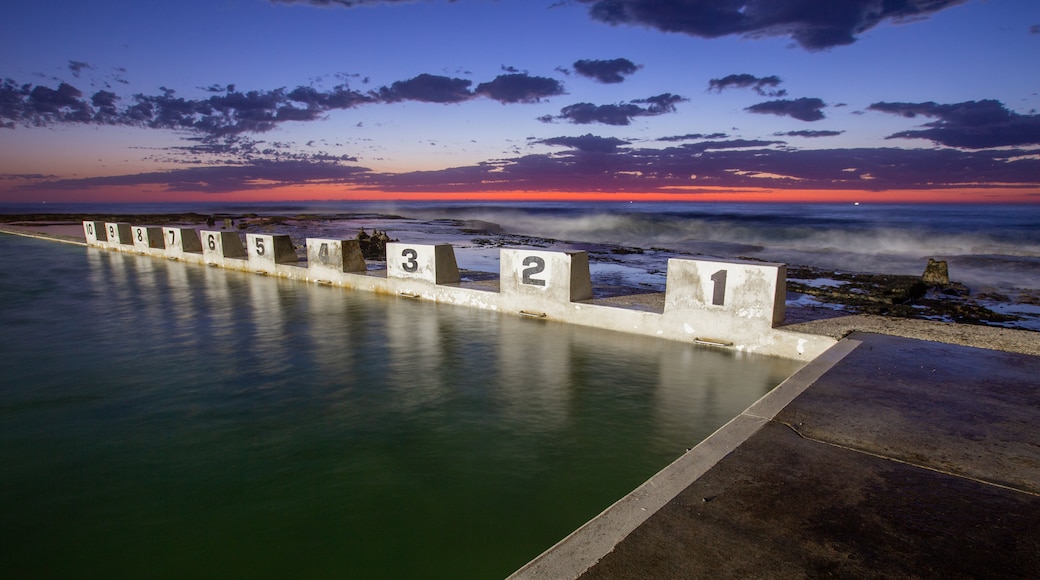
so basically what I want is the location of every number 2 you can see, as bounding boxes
[522,256,546,286]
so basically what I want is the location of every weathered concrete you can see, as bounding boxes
[513,333,1040,579]
[80,221,836,360]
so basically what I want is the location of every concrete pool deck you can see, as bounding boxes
[512,331,1040,578]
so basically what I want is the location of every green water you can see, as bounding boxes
[0,234,801,578]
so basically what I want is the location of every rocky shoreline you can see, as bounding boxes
[2,212,1037,356]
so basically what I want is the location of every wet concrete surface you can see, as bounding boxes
[576,333,1040,578]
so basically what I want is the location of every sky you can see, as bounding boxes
[1,0,1039,204]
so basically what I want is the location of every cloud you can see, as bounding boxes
[657,132,729,142]
[775,130,844,138]
[869,99,1040,149]
[536,134,630,153]
[576,0,968,50]
[376,73,473,103]
[68,61,95,78]
[354,142,1040,194]
[474,74,565,103]
[543,93,685,125]
[746,97,826,121]
[572,58,641,83]
[270,0,442,7]
[708,73,785,96]
[30,160,370,194]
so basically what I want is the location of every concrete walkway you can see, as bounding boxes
[514,332,1040,578]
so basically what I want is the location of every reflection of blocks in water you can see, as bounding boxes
[386,242,460,284]
[500,248,593,304]
[200,230,246,260]
[132,226,166,251]
[307,238,367,277]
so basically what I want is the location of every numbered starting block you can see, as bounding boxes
[246,233,297,273]
[163,227,203,257]
[386,242,460,284]
[132,226,166,251]
[104,222,134,247]
[83,221,107,245]
[499,248,593,304]
[200,230,246,261]
[307,238,367,279]
[665,258,786,328]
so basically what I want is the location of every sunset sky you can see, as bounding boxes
[2,0,1039,204]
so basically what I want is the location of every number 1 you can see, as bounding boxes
[710,269,727,306]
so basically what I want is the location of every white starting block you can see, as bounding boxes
[246,233,297,273]
[104,222,134,247]
[83,221,107,245]
[200,230,246,261]
[664,258,786,328]
[499,249,593,304]
[162,227,203,258]
[385,242,460,284]
[306,238,367,279]
[132,226,165,251]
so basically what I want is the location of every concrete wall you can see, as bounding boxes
[83,221,835,360]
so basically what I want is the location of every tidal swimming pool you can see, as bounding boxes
[0,234,802,578]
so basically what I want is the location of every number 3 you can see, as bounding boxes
[401,248,418,273]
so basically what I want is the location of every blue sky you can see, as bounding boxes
[2,0,1039,202]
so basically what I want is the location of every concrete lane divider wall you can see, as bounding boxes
[82,221,835,360]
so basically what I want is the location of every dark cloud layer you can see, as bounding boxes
[536,134,630,153]
[708,73,785,96]
[746,97,826,121]
[869,100,1040,149]
[573,58,641,84]
[576,0,968,50]
[358,141,1040,194]
[542,93,685,125]
[1,71,565,139]
[775,130,843,138]
[474,74,565,103]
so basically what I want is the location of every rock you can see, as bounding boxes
[922,258,950,287]
[356,228,398,260]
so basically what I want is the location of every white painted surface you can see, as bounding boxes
[386,242,460,285]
